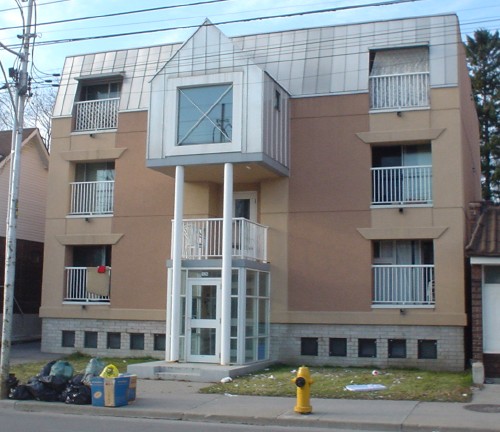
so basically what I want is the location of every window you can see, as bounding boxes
[80,82,120,102]
[71,162,115,215]
[62,331,75,348]
[65,246,111,302]
[388,339,407,358]
[154,334,166,351]
[107,332,121,349]
[177,84,233,145]
[418,339,437,359]
[73,245,111,267]
[329,338,347,357]
[301,337,318,356]
[373,240,435,305]
[75,81,121,131]
[84,331,98,348]
[369,47,429,110]
[358,339,377,357]
[130,333,145,350]
[372,144,432,205]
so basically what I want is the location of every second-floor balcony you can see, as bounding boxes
[372,264,435,306]
[65,267,110,303]
[371,165,432,206]
[177,218,268,262]
[69,180,114,216]
[74,97,119,132]
[369,72,429,110]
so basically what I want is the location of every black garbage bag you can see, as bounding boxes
[9,384,34,400]
[26,379,60,402]
[63,383,91,405]
[38,360,57,377]
[39,374,69,393]
[6,374,19,390]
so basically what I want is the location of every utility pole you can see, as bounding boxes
[0,0,35,399]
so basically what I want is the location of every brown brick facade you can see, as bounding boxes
[470,264,483,362]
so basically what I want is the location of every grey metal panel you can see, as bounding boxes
[289,30,307,95]
[331,25,347,93]
[316,27,334,95]
[303,28,321,94]
[54,14,462,118]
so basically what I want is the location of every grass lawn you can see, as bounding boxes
[200,364,474,402]
[11,356,474,402]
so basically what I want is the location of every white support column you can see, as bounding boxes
[169,165,184,361]
[220,163,233,365]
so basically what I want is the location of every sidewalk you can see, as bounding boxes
[3,342,500,431]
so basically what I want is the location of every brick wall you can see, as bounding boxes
[271,323,465,371]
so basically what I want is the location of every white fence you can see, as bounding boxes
[178,218,268,262]
[371,165,432,205]
[369,72,429,110]
[373,265,435,306]
[70,180,114,215]
[64,267,110,302]
[74,98,119,131]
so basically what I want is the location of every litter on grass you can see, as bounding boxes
[345,384,387,392]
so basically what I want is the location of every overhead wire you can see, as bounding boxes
[0,0,229,31]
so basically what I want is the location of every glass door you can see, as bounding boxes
[186,280,220,362]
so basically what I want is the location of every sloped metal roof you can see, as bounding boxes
[53,13,461,117]
[467,206,500,257]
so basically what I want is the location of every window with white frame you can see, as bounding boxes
[70,162,115,215]
[163,72,242,157]
[75,81,121,131]
[371,144,432,205]
[369,47,429,110]
[373,240,435,306]
[177,84,233,145]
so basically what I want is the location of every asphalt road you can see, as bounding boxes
[0,407,374,432]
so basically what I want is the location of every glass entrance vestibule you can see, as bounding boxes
[166,266,270,364]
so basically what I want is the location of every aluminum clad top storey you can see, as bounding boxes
[53,14,460,117]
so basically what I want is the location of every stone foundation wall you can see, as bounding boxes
[270,323,465,371]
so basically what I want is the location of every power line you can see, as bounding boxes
[9,0,429,48]
[0,0,228,31]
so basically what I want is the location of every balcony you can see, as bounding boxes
[69,180,114,215]
[371,165,432,206]
[372,264,435,306]
[177,218,268,262]
[369,72,429,110]
[64,267,110,303]
[74,97,119,131]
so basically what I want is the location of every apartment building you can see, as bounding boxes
[41,14,480,371]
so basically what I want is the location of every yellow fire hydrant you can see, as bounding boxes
[292,365,313,414]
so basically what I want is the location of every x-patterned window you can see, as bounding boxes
[177,84,233,145]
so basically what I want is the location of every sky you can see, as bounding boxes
[0,0,499,91]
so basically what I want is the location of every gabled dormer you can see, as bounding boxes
[147,20,289,180]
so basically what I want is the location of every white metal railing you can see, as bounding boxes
[371,165,432,205]
[69,180,114,215]
[74,98,119,131]
[64,267,110,302]
[175,218,268,262]
[369,72,429,110]
[373,265,435,306]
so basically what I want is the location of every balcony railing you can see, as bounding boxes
[69,180,114,215]
[369,72,429,110]
[74,97,119,131]
[371,165,432,205]
[176,218,268,262]
[64,267,110,303]
[373,264,435,306]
